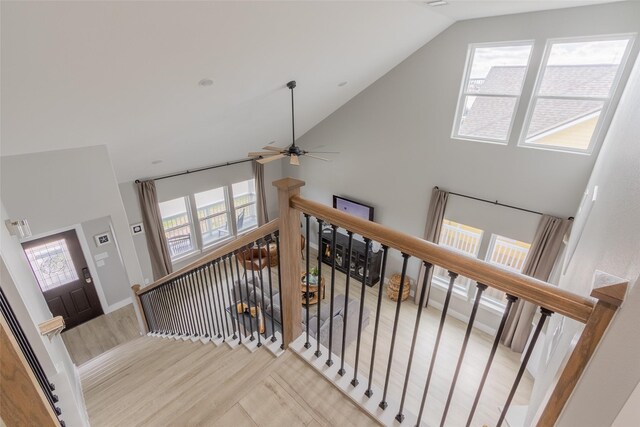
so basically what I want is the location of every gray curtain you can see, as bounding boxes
[501,214,571,352]
[136,180,173,280]
[252,160,269,225]
[414,187,449,305]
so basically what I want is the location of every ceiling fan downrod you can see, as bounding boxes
[287,80,297,149]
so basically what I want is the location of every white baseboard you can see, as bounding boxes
[106,297,132,314]
[427,299,497,336]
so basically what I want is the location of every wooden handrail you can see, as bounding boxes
[290,194,595,324]
[137,219,279,295]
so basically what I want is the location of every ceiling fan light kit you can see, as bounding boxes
[250,80,336,165]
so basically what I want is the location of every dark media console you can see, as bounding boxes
[319,229,382,287]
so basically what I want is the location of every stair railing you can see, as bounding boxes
[273,177,626,427]
[132,219,283,348]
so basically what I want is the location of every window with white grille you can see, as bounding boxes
[159,197,196,260]
[519,35,634,153]
[195,187,231,247]
[433,220,484,296]
[483,235,531,307]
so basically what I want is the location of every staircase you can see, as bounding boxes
[79,336,376,426]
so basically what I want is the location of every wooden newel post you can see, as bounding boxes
[536,279,628,426]
[273,177,305,348]
[131,284,149,334]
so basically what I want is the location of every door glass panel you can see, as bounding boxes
[24,239,79,291]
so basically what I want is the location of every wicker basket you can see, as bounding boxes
[386,274,410,302]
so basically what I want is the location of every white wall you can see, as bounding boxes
[526,50,640,427]
[1,145,144,301]
[118,160,282,284]
[285,2,640,329]
[80,216,132,307]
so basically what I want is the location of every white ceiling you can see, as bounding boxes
[0,1,617,182]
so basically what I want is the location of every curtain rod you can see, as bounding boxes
[436,186,574,220]
[134,157,256,183]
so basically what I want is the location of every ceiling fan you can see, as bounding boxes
[248,80,338,165]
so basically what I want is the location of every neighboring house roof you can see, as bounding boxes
[458,64,618,140]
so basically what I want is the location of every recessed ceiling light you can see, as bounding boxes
[151,160,163,165]
[426,0,448,6]
[198,78,213,87]
[338,81,348,87]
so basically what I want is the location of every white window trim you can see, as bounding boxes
[451,39,535,144]
[517,33,636,155]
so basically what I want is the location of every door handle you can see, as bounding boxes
[82,268,93,284]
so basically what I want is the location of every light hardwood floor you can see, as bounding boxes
[80,336,376,427]
[62,304,141,365]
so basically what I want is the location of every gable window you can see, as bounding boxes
[194,187,231,247]
[482,235,531,308]
[452,41,534,143]
[231,179,258,233]
[432,219,484,296]
[159,197,196,260]
[519,35,634,153]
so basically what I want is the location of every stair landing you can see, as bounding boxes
[79,336,377,426]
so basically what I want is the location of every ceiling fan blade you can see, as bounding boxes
[290,154,300,166]
[248,151,279,157]
[304,153,329,161]
[257,154,285,164]
[262,145,287,152]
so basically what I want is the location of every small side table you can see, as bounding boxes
[300,273,326,305]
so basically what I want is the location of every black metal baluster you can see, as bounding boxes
[198,268,213,338]
[416,271,459,425]
[396,262,434,422]
[183,275,198,337]
[264,235,277,342]
[496,307,553,427]
[275,232,285,349]
[150,289,164,334]
[188,272,204,337]
[141,292,155,333]
[169,281,185,336]
[203,263,219,339]
[256,238,268,339]
[159,285,174,335]
[440,283,488,427]
[241,249,256,341]
[326,225,338,367]
[315,219,324,357]
[215,260,231,339]
[163,283,176,335]
[338,231,354,376]
[248,249,262,347]
[234,252,248,340]
[466,294,518,426]
[351,237,371,386]
[222,255,238,340]
[379,253,409,409]
[365,245,389,397]
[206,263,223,339]
[304,213,311,349]
[176,275,191,337]
[195,270,209,338]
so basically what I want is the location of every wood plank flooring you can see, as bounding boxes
[62,304,141,365]
[80,337,376,427]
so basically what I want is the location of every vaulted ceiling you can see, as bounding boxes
[0,1,616,182]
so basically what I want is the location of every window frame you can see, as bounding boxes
[451,39,535,145]
[517,33,636,155]
[159,196,198,261]
[192,186,234,250]
[230,179,258,236]
[481,234,531,309]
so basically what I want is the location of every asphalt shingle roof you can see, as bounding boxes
[458,64,618,140]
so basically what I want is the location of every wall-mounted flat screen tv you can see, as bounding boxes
[333,195,374,221]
